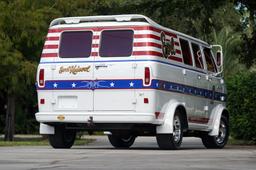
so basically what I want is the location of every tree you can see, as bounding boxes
[210,3,245,78]
[234,0,256,68]
[0,0,55,140]
[227,71,256,142]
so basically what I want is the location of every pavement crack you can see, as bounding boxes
[30,165,66,170]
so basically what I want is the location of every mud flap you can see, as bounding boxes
[40,123,55,135]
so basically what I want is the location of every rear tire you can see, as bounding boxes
[156,110,184,150]
[49,125,76,149]
[201,116,229,149]
[108,133,136,149]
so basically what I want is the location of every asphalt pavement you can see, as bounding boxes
[0,136,255,170]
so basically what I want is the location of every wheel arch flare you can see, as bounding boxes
[156,99,188,134]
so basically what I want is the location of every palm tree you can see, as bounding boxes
[212,27,245,78]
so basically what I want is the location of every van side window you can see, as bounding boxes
[180,39,193,66]
[59,31,92,58]
[192,43,203,69]
[203,47,217,73]
[100,30,133,57]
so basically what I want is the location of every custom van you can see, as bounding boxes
[36,14,229,149]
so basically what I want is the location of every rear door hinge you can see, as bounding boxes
[51,65,56,70]
[51,99,56,104]
[132,99,137,104]
[132,63,137,69]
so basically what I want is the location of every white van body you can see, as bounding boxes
[35,14,229,149]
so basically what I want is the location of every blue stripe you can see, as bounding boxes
[40,59,206,74]
[37,79,226,102]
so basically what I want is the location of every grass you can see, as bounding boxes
[0,138,95,147]
[228,137,256,145]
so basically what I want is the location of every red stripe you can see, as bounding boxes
[41,53,58,58]
[40,50,182,62]
[148,27,161,33]
[176,49,181,54]
[134,34,160,40]
[133,42,162,48]
[168,55,183,62]
[48,26,150,33]
[164,31,177,38]
[174,42,180,47]
[133,51,182,63]
[133,51,162,56]
[93,35,100,39]
[44,45,58,49]
[174,42,179,46]
[188,117,209,124]
[148,27,177,38]
[92,44,99,48]
[48,27,99,33]
[46,35,100,40]
[43,42,178,50]
[48,26,177,38]
[46,37,59,41]
[91,52,98,56]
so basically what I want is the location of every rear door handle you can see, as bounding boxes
[95,64,108,69]
[197,75,201,79]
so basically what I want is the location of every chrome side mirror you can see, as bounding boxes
[211,45,223,76]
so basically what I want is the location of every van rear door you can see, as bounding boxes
[50,30,94,111]
[93,29,136,111]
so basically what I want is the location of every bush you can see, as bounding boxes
[227,71,256,142]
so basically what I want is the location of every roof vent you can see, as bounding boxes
[65,18,80,24]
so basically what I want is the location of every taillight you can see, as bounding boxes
[144,98,149,104]
[40,99,45,104]
[39,69,44,86]
[144,67,150,85]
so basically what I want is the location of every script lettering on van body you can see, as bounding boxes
[59,65,90,75]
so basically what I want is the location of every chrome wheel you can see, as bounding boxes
[108,133,136,148]
[215,120,227,144]
[121,136,133,142]
[156,111,184,150]
[201,115,229,149]
[173,115,182,143]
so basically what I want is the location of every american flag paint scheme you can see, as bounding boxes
[41,26,183,61]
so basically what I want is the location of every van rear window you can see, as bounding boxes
[99,30,133,57]
[59,31,92,58]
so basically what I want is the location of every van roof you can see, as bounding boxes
[50,14,209,46]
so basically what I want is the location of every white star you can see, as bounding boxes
[129,82,134,87]
[110,82,115,87]
[156,83,159,87]
[72,83,76,88]
[163,84,166,88]
[53,83,58,88]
